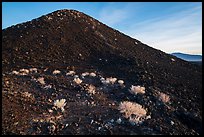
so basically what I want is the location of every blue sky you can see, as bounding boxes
[2,2,202,55]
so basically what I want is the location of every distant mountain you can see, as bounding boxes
[171,52,202,62]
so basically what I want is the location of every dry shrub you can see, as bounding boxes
[157,92,170,103]
[85,84,96,95]
[53,70,61,75]
[54,99,66,112]
[129,85,145,95]
[118,101,151,124]
[73,78,82,85]
[37,77,46,85]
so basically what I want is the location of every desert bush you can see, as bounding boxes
[37,77,46,85]
[157,92,170,103]
[118,101,150,125]
[53,70,61,75]
[19,69,29,75]
[118,80,124,85]
[81,72,89,77]
[66,71,75,76]
[89,72,96,77]
[85,84,96,95]
[22,92,32,98]
[129,85,145,95]
[101,77,117,85]
[11,70,19,75]
[29,68,38,73]
[73,78,82,85]
[54,99,66,112]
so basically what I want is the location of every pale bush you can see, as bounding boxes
[118,101,150,124]
[157,92,170,103]
[73,78,82,85]
[19,69,29,75]
[89,72,96,77]
[129,85,145,95]
[43,84,52,89]
[12,70,19,75]
[29,68,38,73]
[74,75,79,78]
[118,80,124,85]
[53,70,61,75]
[100,77,105,82]
[66,71,75,76]
[22,92,32,98]
[85,84,96,95]
[81,72,89,77]
[108,77,117,84]
[54,99,66,112]
[101,77,117,85]
[37,77,46,85]
[100,78,108,84]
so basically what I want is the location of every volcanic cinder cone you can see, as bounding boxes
[2,9,202,135]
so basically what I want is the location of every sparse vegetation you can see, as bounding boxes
[129,85,145,95]
[53,70,61,75]
[66,70,75,76]
[118,101,150,125]
[157,92,170,103]
[73,78,82,85]
[53,99,67,112]
[37,77,46,85]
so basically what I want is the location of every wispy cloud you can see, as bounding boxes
[98,3,139,27]
[121,4,202,55]
[99,9,128,26]
[97,3,202,55]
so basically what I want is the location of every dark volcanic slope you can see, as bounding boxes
[2,9,202,135]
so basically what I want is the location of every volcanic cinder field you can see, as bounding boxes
[2,9,202,135]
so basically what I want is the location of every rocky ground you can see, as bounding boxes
[2,9,202,135]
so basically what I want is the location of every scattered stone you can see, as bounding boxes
[91,120,94,124]
[171,58,175,61]
[171,121,175,125]
[44,84,52,89]
[116,118,122,124]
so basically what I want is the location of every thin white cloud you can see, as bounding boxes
[97,3,202,55]
[122,4,202,55]
[99,9,128,26]
[98,3,138,27]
